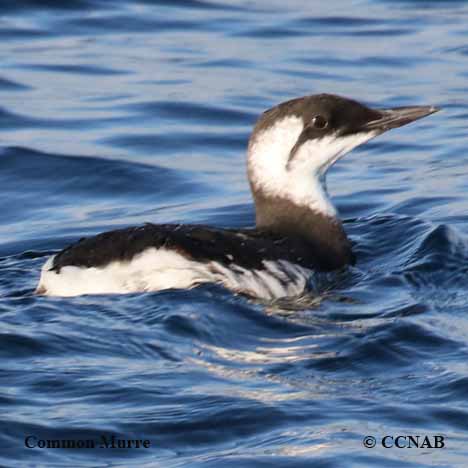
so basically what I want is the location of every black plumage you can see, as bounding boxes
[51,222,355,273]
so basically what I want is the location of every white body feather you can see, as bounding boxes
[37,248,310,299]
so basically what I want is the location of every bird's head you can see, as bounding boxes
[247,93,438,221]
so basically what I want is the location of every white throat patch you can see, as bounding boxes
[248,116,377,216]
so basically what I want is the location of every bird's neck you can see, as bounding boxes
[253,191,354,271]
[246,115,355,269]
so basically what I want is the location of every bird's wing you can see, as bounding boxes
[50,223,317,272]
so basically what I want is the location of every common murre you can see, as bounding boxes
[36,94,438,299]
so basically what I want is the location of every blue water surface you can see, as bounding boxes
[1,0,468,466]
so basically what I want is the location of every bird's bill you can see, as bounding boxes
[363,105,439,132]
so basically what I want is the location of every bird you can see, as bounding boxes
[36,93,438,299]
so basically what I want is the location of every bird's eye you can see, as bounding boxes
[311,115,328,129]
